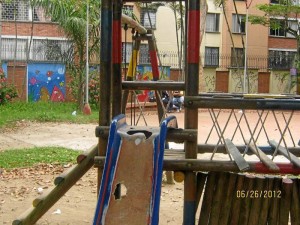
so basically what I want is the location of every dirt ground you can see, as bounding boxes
[0,113,186,225]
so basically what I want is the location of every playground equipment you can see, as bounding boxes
[93,114,177,225]
[14,0,300,224]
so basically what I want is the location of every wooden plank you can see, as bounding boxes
[198,172,218,225]
[218,173,238,225]
[209,172,228,225]
[195,172,208,212]
[238,174,256,225]
[258,176,275,225]
[269,140,300,167]
[247,176,265,225]
[291,178,300,225]
[229,174,245,225]
[248,144,280,172]
[224,139,250,171]
[279,178,293,225]
[268,177,281,225]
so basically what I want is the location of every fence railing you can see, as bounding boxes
[1,40,297,71]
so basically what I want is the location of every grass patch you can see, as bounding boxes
[0,101,99,128]
[0,147,82,169]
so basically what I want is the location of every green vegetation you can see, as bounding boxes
[0,101,98,128]
[0,147,81,169]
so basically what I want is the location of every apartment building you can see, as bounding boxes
[202,0,298,94]
[0,1,72,101]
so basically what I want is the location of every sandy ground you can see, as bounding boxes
[1,110,300,224]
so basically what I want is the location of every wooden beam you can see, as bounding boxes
[224,139,250,171]
[248,144,280,172]
[269,140,300,167]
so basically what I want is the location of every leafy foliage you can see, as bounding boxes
[0,68,18,105]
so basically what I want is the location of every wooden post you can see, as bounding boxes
[291,178,300,225]
[184,0,200,223]
[258,175,274,225]
[195,172,207,212]
[247,176,265,225]
[98,0,113,193]
[238,174,255,225]
[198,172,218,225]
[209,172,228,225]
[279,178,293,225]
[268,177,281,225]
[218,173,238,225]
[229,174,245,225]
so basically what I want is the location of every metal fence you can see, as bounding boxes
[1,39,297,70]
[1,38,74,63]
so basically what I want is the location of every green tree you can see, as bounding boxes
[249,0,300,94]
[36,0,101,109]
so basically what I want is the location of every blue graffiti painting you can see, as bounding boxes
[27,63,66,102]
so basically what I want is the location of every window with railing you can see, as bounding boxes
[206,13,220,33]
[139,44,150,64]
[2,1,29,21]
[205,47,219,67]
[1,38,73,62]
[1,1,49,22]
[122,5,134,17]
[121,42,133,64]
[140,8,157,30]
[0,38,27,60]
[268,50,296,69]
[232,14,246,34]
[231,48,245,67]
[269,19,298,38]
[31,39,73,62]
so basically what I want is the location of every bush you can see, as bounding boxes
[0,67,18,105]
[88,71,100,108]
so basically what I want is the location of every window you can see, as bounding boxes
[206,14,220,32]
[2,1,29,21]
[139,44,150,64]
[32,39,73,62]
[270,19,298,38]
[122,5,134,17]
[231,48,244,67]
[205,47,219,67]
[268,50,296,69]
[0,38,27,60]
[232,14,246,33]
[122,42,133,64]
[271,0,299,5]
[140,8,157,29]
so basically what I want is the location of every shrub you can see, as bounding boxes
[88,71,100,108]
[0,68,18,105]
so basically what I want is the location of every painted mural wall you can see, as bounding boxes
[27,63,66,102]
[135,65,170,102]
[1,62,8,77]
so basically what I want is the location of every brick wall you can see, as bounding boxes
[2,21,65,37]
[268,37,297,49]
